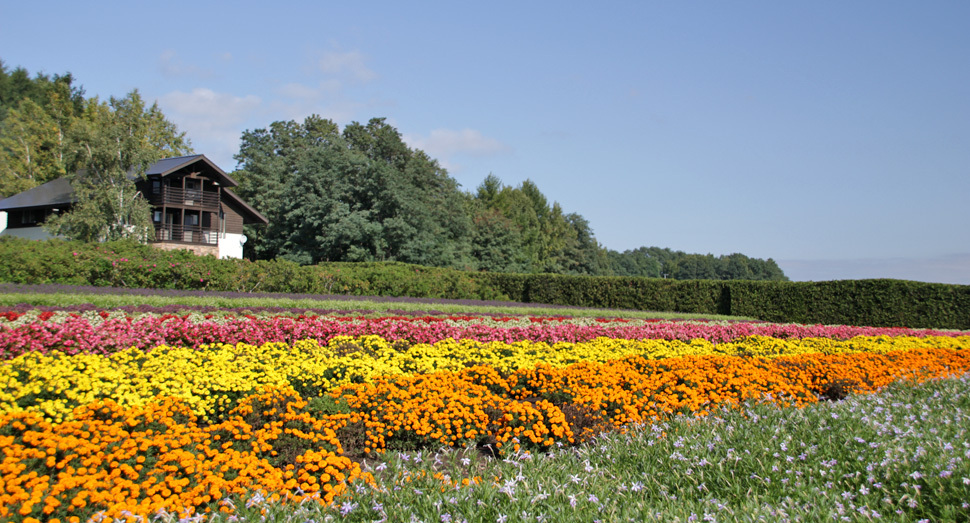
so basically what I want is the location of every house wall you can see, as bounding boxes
[140,235,246,259]
[218,233,247,259]
[153,241,219,258]
[221,202,245,235]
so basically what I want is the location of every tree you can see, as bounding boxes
[0,62,85,197]
[470,175,611,275]
[0,98,62,196]
[720,253,754,280]
[466,198,530,273]
[673,254,719,280]
[44,90,191,242]
[0,61,191,242]
[233,116,342,259]
[561,212,610,275]
[607,247,662,278]
[239,116,472,266]
[475,173,502,206]
[489,184,542,270]
[269,144,383,263]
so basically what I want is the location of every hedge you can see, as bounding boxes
[0,237,967,329]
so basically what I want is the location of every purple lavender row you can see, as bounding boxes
[0,301,457,318]
[0,283,592,312]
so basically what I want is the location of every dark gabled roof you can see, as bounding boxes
[0,156,266,226]
[0,177,75,211]
[223,188,269,225]
[137,154,241,187]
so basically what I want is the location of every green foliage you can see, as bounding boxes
[232,115,342,260]
[1,237,966,328]
[0,60,85,120]
[179,376,970,523]
[480,273,969,329]
[233,116,471,267]
[607,247,661,278]
[466,201,531,273]
[0,237,503,300]
[0,237,965,328]
[0,61,85,197]
[726,279,970,329]
[469,175,609,275]
[232,113,784,281]
[479,273,729,315]
[607,246,789,281]
[2,59,789,282]
[42,90,192,242]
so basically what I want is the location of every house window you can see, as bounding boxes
[153,211,162,223]
[21,210,36,225]
[186,213,200,226]
[152,180,161,194]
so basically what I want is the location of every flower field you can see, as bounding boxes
[1,306,969,522]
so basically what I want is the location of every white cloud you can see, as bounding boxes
[157,88,262,169]
[316,50,377,82]
[405,128,509,158]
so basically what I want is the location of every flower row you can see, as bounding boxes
[2,308,965,359]
[3,334,968,424]
[3,347,970,521]
[0,392,370,522]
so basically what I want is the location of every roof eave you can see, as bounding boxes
[140,154,241,187]
[222,188,269,225]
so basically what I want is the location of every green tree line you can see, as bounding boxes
[233,115,786,281]
[1,60,786,281]
[607,247,787,281]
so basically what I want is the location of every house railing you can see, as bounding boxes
[147,187,220,210]
[154,224,219,245]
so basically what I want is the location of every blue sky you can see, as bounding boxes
[2,2,968,284]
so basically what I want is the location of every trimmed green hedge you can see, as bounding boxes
[476,273,730,316]
[477,273,970,329]
[0,237,505,301]
[0,237,967,329]
[725,279,970,330]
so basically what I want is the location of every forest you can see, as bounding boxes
[0,60,787,281]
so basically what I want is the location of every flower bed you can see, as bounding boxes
[2,308,966,359]
[3,334,968,424]
[2,306,969,521]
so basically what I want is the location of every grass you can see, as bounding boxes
[0,289,755,322]
[146,374,970,523]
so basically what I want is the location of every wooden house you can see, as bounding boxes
[0,155,268,259]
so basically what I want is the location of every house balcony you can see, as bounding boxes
[147,187,220,210]
[153,224,219,245]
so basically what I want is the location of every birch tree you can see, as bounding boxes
[44,90,191,242]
